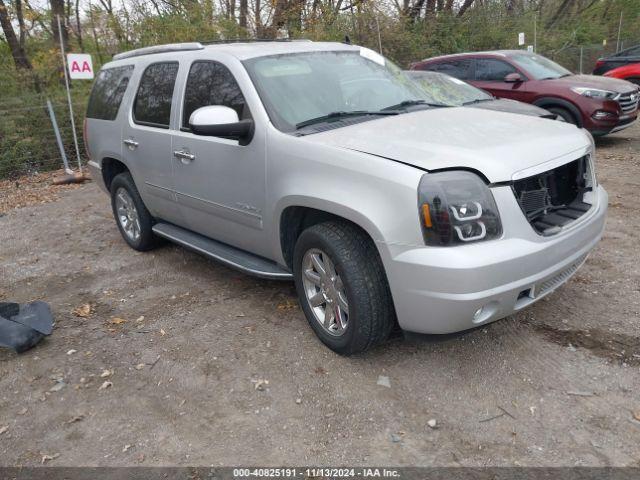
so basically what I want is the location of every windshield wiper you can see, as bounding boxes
[462,98,493,105]
[381,99,448,111]
[295,110,398,129]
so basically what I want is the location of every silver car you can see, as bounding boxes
[85,41,607,354]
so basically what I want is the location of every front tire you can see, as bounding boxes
[110,172,158,251]
[293,221,395,355]
[548,106,578,125]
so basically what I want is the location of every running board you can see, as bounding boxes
[152,223,293,280]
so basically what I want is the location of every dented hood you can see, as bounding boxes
[307,107,592,183]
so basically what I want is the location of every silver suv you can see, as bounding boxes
[85,41,608,354]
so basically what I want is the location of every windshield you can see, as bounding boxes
[405,71,492,106]
[243,50,435,132]
[509,53,572,80]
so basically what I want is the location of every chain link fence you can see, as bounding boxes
[545,38,640,74]
[0,98,88,180]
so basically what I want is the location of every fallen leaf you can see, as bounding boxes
[72,303,93,318]
[66,349,77,355]
[135,363,145,370]
[109,317,127,325]
[633,410,640,421]
[276,300,298,310]
[100,369,113,378]
[135,316,145,323]
[160,329,166,336]
[98,381,113,390]
[0,426,8,435]
[66,414,85,424]
[41,453,60,464]
[122,444,132,453]
[17,407,28,415]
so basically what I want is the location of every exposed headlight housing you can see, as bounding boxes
[570,87,618,100]
[418,171,502,246]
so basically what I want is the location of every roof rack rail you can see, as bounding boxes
[200,38,312,45]
[113,42,204,61]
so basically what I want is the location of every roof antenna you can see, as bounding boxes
[344,35,351,45]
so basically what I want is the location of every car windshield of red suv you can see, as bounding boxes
[510,53,572,80]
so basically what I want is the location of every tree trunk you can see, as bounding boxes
[456,0,474,17]
[50,0,68,52]
[0,0,33,70]
[239,0,248,28]
[75,0,84,51]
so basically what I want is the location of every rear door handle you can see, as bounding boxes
[123,139,139,149]
[173,150,195,164]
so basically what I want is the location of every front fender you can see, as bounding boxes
[266,131,426,264]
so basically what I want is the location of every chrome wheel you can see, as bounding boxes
[115,187,141,242]
[301,248,349,336]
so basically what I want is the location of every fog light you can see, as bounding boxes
[592,110,617,120]
[472,301,499,324]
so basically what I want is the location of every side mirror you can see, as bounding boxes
[189,105,253,143]
[504,72,524,83]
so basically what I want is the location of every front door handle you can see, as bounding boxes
[173,150,195,164]
[123,139,139,150]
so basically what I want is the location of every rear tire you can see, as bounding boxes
[293,221,395,355]
[547,107,578,125]
[110,172,158,251]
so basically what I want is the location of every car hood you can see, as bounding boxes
[469,98,553,117]
[546,74,638,94]
[305,107,591,183]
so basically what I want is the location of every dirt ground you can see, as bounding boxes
[1,122,639,468]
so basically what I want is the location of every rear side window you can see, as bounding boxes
[86,65,134,121]
[133,62,179,128]
[474,58,517,81]
[429,59,473,80]
[182,61,249,129]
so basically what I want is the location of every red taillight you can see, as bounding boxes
[83,118,91,160]
[595,59,605,69]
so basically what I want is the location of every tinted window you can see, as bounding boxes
[427,59,472,80]
[86,65,133,120]
[474,58,517,81]
[182,61,249,129]
[133,62,179,128]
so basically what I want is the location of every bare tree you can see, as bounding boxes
[0,0,33,69]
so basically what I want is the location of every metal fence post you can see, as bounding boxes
[47,100,73,175]
[579,47,583,74]
[57,14,83,174]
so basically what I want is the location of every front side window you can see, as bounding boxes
[429,59,473,80]
[474,58,517,81]
[133,62,179,128]
[244,50,431,132]
[509,53,571,80]
[182,61,249,129]
[87,65,134,121]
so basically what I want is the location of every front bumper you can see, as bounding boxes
[382,185,608,334]
[589,114,637,136]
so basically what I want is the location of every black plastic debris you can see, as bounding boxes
[0,301,53,353]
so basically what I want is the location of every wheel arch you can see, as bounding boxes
[101,157,130,191]
[532,97,583,127]
[276,198,386,271]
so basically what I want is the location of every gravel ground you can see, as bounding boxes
[0,123,639,467]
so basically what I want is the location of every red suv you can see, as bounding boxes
[412,50,639,136]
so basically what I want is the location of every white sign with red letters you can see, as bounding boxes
[67,54,94,80]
